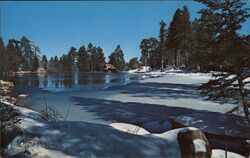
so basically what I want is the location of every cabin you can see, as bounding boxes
[104,64,118,72]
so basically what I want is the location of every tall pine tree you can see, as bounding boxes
[196,0,250,122]
[108,45,126,71]
[140,38,159,69]
[4,41,20,72]
[167,6,192,68]
[41,55,48,70]
[96,46,105,71]
[87,43,94,72]
[159,20,167,70]
[168,8,182,67]
[77,45,90,72]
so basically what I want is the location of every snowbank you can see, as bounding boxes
[2,101,183,157]
[109,122,150,135]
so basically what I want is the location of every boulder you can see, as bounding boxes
[0,80,14,95]
[177,128,212,158]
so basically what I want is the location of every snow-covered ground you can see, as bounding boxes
[2,100,246,157]
[0,101,205,157]
[6,70,249,156]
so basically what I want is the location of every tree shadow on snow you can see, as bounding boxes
[70,96,201,124]
[106,82,204,100]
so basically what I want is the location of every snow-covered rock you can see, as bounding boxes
[193,139,207,153]
[173,127,211,158]
[211,149,245,158]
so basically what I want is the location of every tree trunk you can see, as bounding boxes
[184,50,187,67]
[238,76,250,123]
[177,50,180,68]
[174,51,177,68]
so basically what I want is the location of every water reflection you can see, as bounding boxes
[6,72,143,91]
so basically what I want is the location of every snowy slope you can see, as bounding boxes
[2,101,185,157]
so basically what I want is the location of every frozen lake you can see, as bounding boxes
[8,72,145,124]
[8,72,234,125]
[8,72,143,92]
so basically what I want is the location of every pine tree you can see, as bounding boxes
[61,54,72,72]
[167,6,192,68]
[189,11,217,70]
[140,39,149,66]
[48,57,54,72]
[20,36,33,70]
[180,6,192,67]
[140,38,159,69]
[68,47,77,72]
[20,36,40,71]
[159,20,167,70]
[168,8,182,67]
[77,45,90,72]
[53,56,60,72]
[87,43,94,72]
[61,47,77,72]
[4,41,19,72]
[91,46,98,72]
[96,46,105,71]
[41,55,48,70]
[9,39,22,68]
[128,57,140,70]
[108,45,126,71]
[196,0,250,122]
[30,54,39,71]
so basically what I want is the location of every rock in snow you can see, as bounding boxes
[177,128,211,158]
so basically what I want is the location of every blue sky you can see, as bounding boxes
[1,1,250,62]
